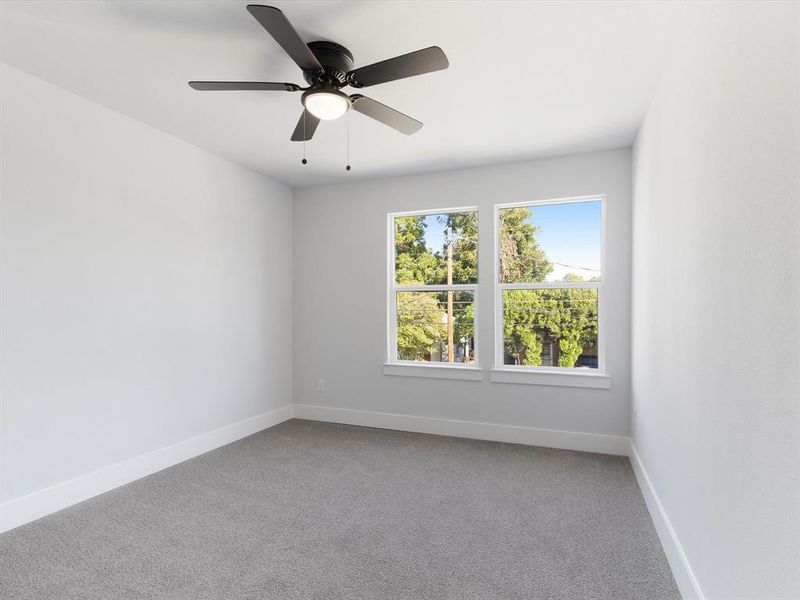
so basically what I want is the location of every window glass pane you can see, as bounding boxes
[394,211,477,285]
[499,200,601,283]
[396,291,475,363]
[502,289,598,368]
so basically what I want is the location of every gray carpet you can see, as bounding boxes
[0,420,680,599]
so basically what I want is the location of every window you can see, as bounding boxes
[386,198,608,386]
[494,196,605,377]
[387,208,479,371]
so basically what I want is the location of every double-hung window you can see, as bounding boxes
[387,208,479,374]
[493,196,607,386]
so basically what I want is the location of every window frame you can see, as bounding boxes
[492,195,607,380]
[386,206,481,372]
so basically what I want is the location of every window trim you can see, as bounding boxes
[383,363,483,381]
[489,368,610,389]
[387,206,480,368]
[493,194,607,378]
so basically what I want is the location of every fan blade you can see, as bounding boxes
[246,5,322,73]
[348,46,448,88]
[291,109,320,141]
[188,81,300,91]
[350,95,422,135]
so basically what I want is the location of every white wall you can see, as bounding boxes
[631,4,800,599]
[0,65,293,517]
[292,149,632,441]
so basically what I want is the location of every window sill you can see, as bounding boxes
[383,363,483,381]
[489,368,610,389]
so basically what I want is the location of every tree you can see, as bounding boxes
[499,209,597,368]
[503,289,544,365]
[450,290,475,359]
[499,207,552,283]
[394,217,444,360]
[442,211,478,284]
[499,206,551,364]
[396,292,445,360]
[539,284,598,367]
[394,216,442,284]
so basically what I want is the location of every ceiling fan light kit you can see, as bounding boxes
[188,4,449,167]
[302,89,351,121]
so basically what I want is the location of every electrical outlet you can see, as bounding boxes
[316,378,326,393]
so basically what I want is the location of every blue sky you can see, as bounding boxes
[421,201,601,282]
[529,201,602,281]
[423,216,449,251]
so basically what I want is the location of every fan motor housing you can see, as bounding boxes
[304,41,354,86]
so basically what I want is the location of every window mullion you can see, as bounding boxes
[394,285,478,294]
[498,281,601,291]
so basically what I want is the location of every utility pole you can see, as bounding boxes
[447,229,454,363]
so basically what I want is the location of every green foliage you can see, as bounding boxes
[396,292,445,360]
[394,213,478,286]
[394,216,427,258]
[396,291,474,362]
[450,290,475,344]
[503,287,598,367]
[442,211,478,284]
[503,289,544,366]
[499,207,552,283]
[395,251,441,285]
[394,216,442,284]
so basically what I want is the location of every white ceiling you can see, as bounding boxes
[1,1,683,187]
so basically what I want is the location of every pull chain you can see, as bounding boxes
[345,110,351,171]
[301,111,308,165]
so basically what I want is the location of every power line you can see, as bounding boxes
[552,262,600,272]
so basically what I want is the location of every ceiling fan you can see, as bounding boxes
[189,5,449,142]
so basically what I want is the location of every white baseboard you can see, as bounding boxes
[0,404,294,533]
[293,404,629,456]
[1,402,701,600]
[295,405,700,597]
[629,441,705,600]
